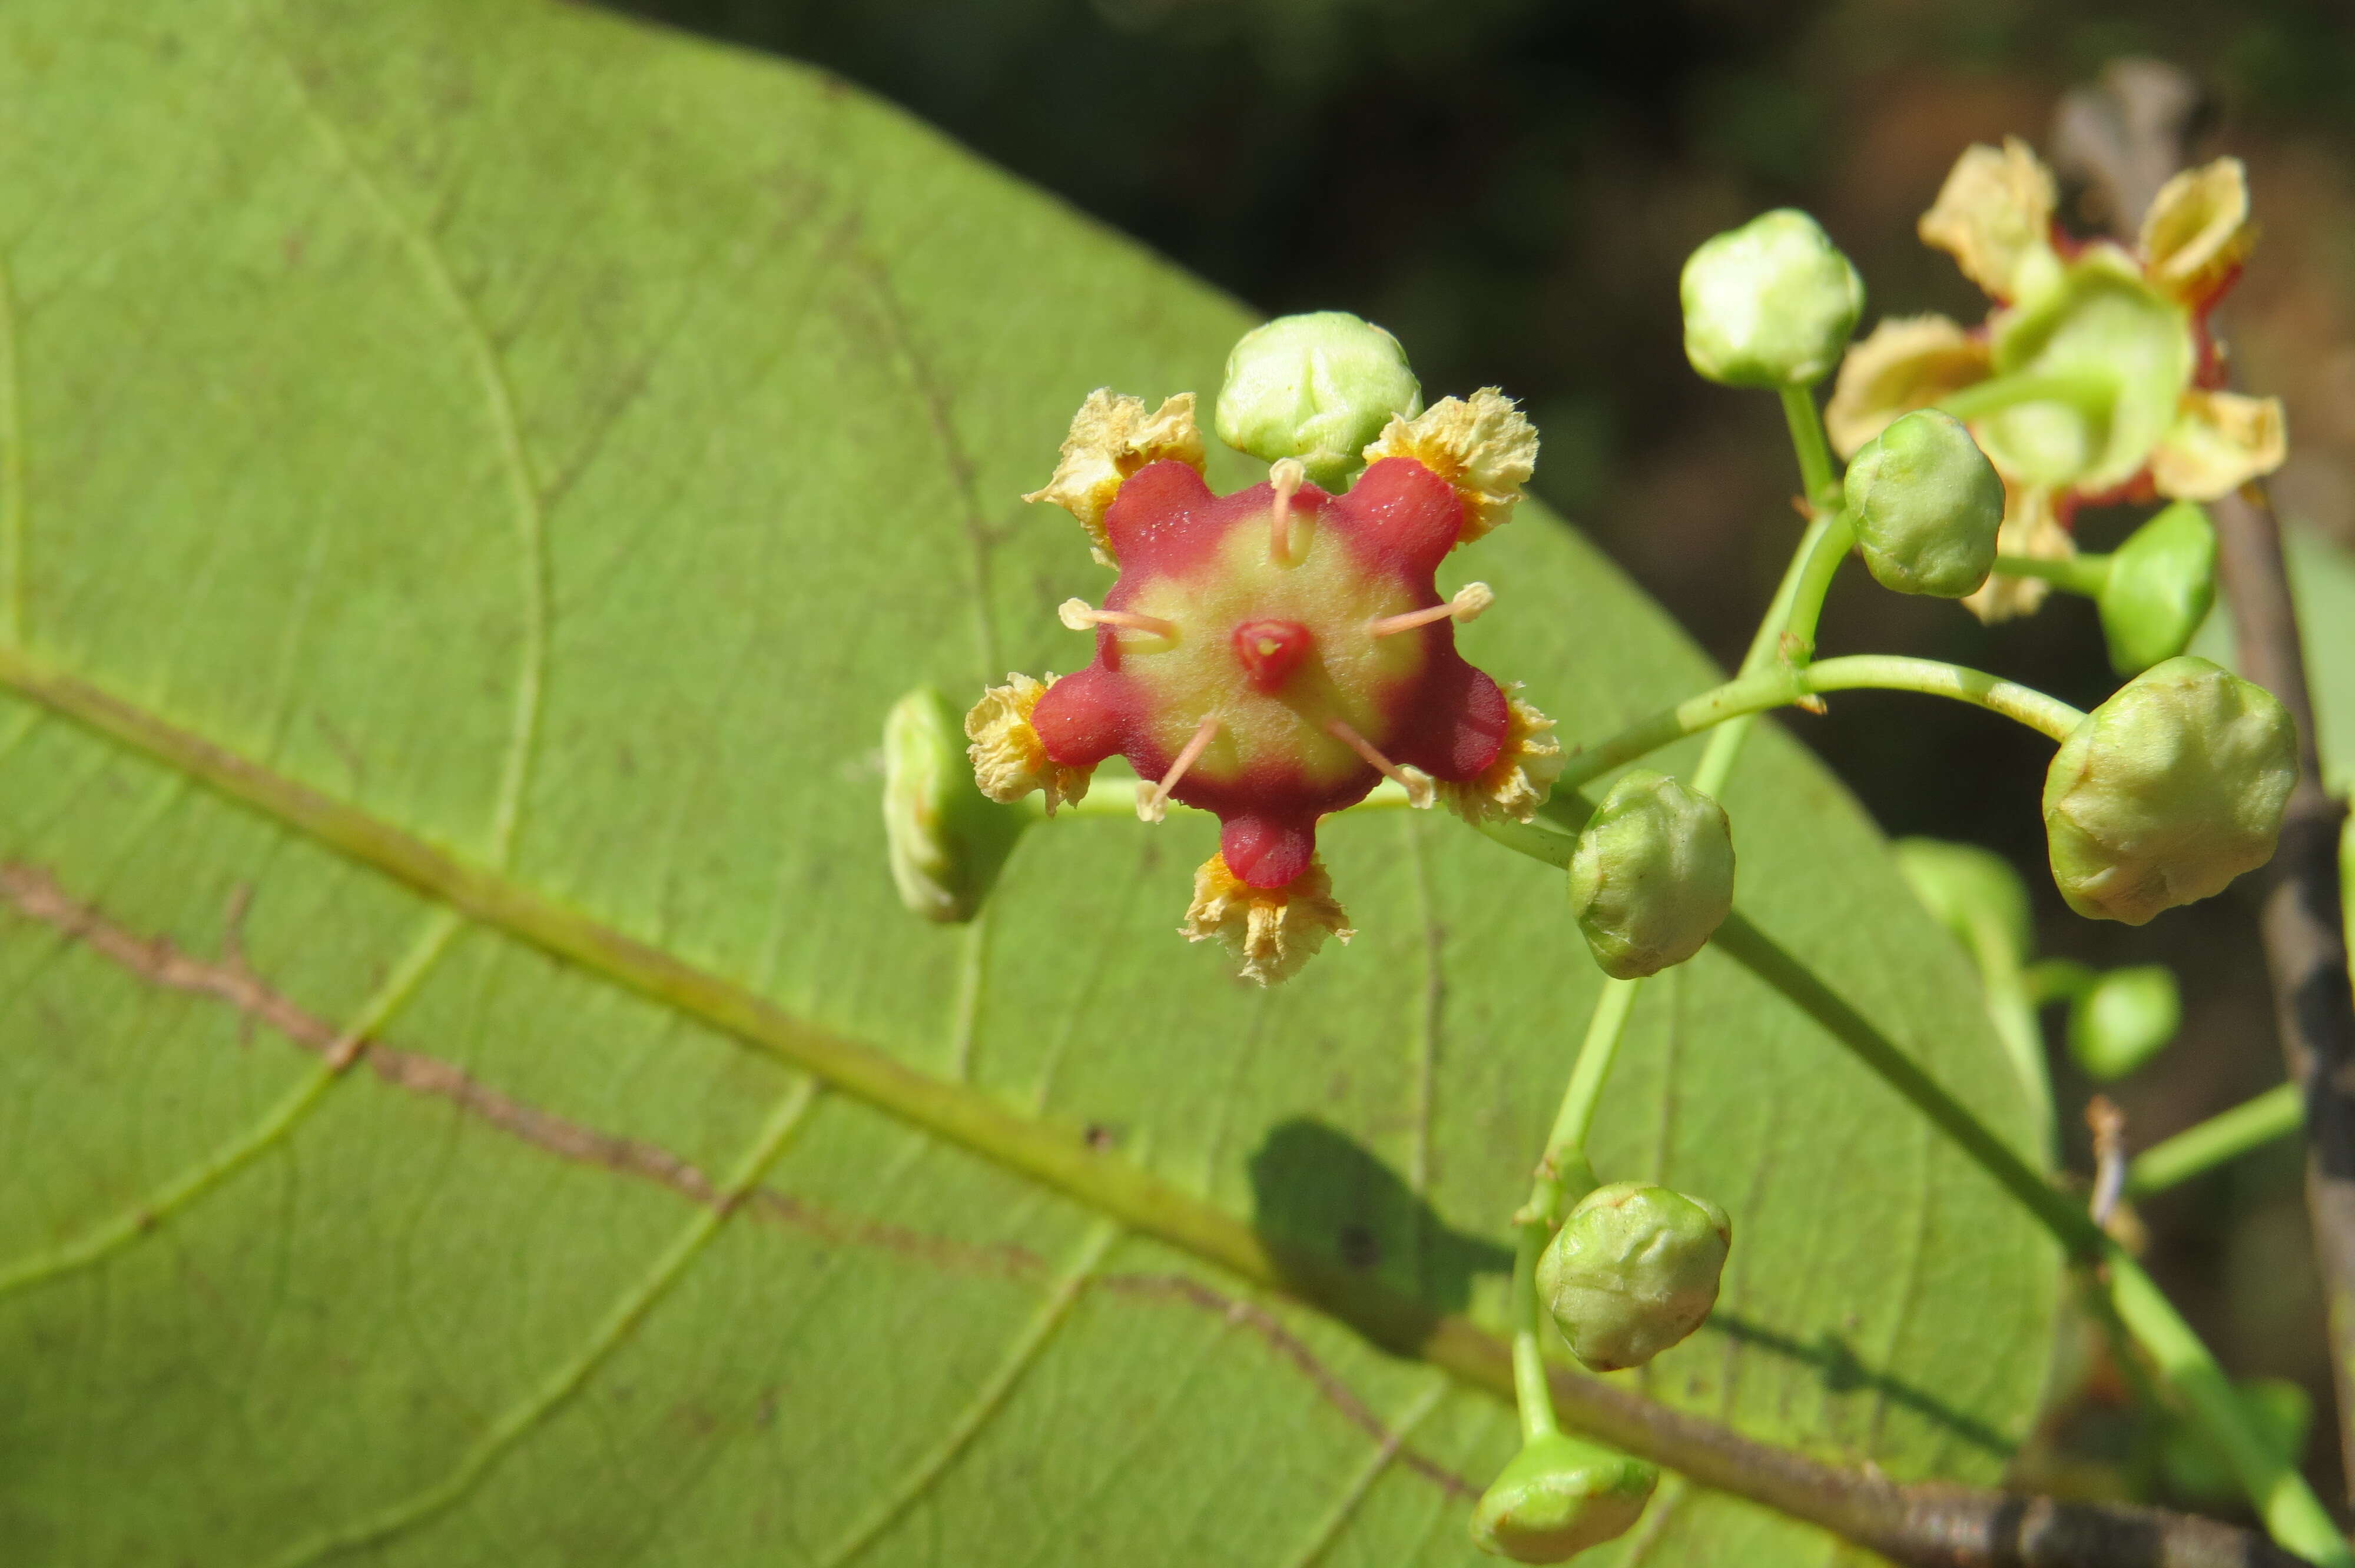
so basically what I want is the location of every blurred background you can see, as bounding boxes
[610,0,2355,1514]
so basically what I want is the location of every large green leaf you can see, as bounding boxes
[0,4,2057,1563]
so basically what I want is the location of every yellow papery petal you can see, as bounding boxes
[1361,387,1538,546]
[1438,686,1564,826]
[965,673,1093,813]
[1962,483,2072,624]
[2150,390,2287,500]
[2140,158,2256,307]
[1918,137,2059,301]
[1180,852,1354,986]
[1824,314,1992,458]
[1023,390,1206,559]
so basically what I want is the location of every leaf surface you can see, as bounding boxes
[0,4,2056,1563]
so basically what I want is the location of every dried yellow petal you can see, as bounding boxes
[1439,687,1564,825]
[1361,387,1538,546]
[1825,314,1992,458]
[1180,852,1354,986]
[965,672,1093,814]
[2140,158,2256,307]
[1023,390,1206,559]
[2150,389,2287,501]
[1918,138,2059,301]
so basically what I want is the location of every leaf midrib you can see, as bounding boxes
[0,638,1492,1379]
[0,637,2055,1564]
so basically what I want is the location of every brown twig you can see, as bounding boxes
[2054,57,2355,1504]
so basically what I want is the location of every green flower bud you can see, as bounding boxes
[1214,311,1422,490]
[1470,1433,1657,1563]
[2099,501,2218,676]
[1843,408,2005,597]
[2043,657,2297,925]
[883,686,1024,923]
[1567,771,1735,979]
[1537,1182,1732,1373]
[1679,210,1865,389]
[2067,964,2182,1080]
[1892,836,2032,967]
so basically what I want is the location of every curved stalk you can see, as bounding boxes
[1555,656,2085,796]
[1993,552,2113,597]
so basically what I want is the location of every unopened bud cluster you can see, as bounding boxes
[1470,1433,1659,1564]
[1843,408,2004,599]
[1680,210,1864,390]
[1566,772,1735,978]
[2043,657,2296,926]
[1538,1182,1733,1373]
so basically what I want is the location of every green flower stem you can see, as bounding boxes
[1935,369,2119,425]
[1557,656,2085,796]
[1992,551,2114,597]
[1780,385,1842,514]
[1521,978,1639,1225]
[1470,817,2353,1568]
[1777,510,1858,669]
[1511,1220,1564,1443]
[2107,1257,2351,1567]
[1505,390,1849,1449]
[2127,1082,2303,1198]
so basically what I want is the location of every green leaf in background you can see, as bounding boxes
[0,3,2055,1563]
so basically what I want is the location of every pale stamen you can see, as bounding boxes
[1368,582,1495,638]
[1059,598,1179,640]
[1140,714,1222,823]
[1268,459,1306,566]
[1324,718,1435,809]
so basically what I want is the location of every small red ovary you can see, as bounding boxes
[1232,619,1314,693]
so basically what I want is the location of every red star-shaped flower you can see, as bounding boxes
[970,384,1561,984]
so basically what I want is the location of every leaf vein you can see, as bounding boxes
[0,253,22,646]
[260,1076,825,1568]
[270,46,548,866]
[815,1220,1122,1568]
[0,855,1499,1511]
[0,863,463,1296]
[1275,1373,1452,1568]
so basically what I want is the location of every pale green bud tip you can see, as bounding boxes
[1215,311,1422,490]
[1892,836,2032,965]
[2043,657,2297,925]
[1845,408,2004,597]
[2100,501,2218,676]
[883,687,1024,923]
[1470,1433,1658,1563]
[2069,964,2182,1080]
[1679,209,1864,388]
[1537,1182,1732,1373]
[1567,770,1735,979]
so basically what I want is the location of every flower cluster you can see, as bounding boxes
[1826,139,2286,622]
[965,319,1561,984]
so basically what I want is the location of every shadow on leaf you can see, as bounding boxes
[1703,1310,2018,1460]
[1246,1116,1513,1356]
